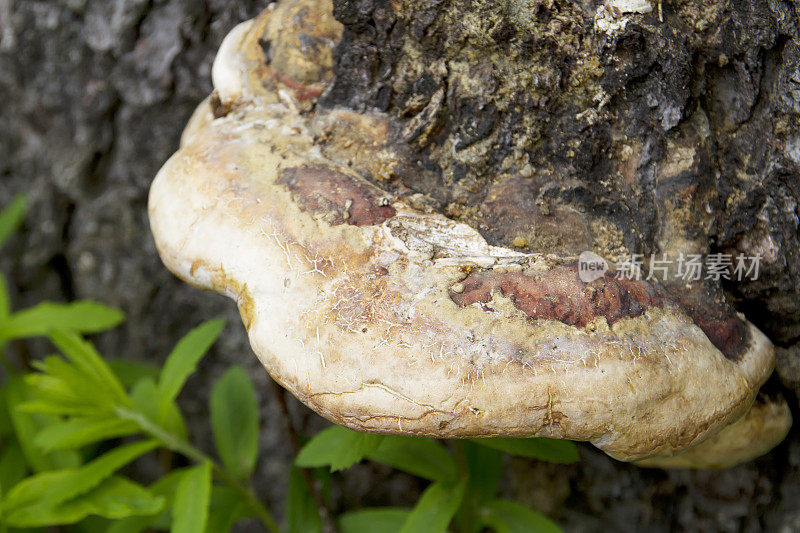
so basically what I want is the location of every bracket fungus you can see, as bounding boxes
[149,0,791,465]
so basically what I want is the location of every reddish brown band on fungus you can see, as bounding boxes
[278,166,396,226]
[673,295,750,362]
[450,264,670,327]
[450,263,749,361]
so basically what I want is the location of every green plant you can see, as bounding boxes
[0,195,578,532]
[294,427,575,533]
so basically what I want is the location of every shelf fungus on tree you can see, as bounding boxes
[148,0,791,464]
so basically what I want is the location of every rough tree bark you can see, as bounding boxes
[1,0,799,530]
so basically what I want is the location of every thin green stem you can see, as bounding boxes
[270,381,337,533]
[452,441,476,533]
[116,407,281,533]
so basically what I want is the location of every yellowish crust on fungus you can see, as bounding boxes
[148,0,788,464]
[636,395,792,469]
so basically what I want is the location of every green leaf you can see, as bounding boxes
[149,466,194,499]
[105,514,156,533]
[1,439,158,513]
[338,508,411,533]
[23,356,115,416]
[462,441,503,505]
[455,442,504,533]
[399,480,466,533]
[0,387,13,437]
[106,467,194,533]
[4,476,164,528]
[210,365,259,479]
[5,376,81,472]
[205,486,246,533]
[479,499,562,533]
[7,376,49,473]
[367,437,457,482]
[16,399,104,418]
[48,329,128,404]
[32,417,139,452]
[0,440,27,494]
[147,467,197,530]
[0,194,27,250]
[72,514,109,532]
[171,462,212,533]
[130,377,187,439]
[0,301,124,343]
[0,272,11,325]
[130,378,159,420]
[296,426,384,472]
[107,359,160,388]
[470,438,579,464]
[286,467,321,533]
[157,319,225,413]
